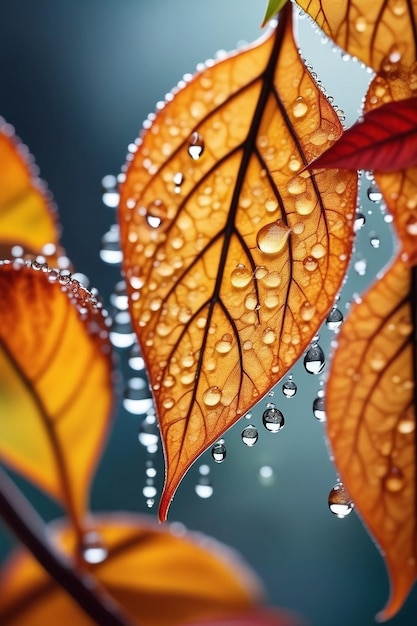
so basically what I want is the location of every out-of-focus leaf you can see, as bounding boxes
[119,3,357,520]
[326,254,417,621]
[295,0,417,72]
[0,261,113,533]
[184,607,305,625]
[364,67,417,265]
[0,514,264,626]
[262,0,289,26]
[0,118,60,256]
[308,97,417,171]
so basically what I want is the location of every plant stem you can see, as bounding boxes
[0,467,137,626]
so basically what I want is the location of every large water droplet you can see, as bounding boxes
[123,377,153,415]
[211,440,227,463]
[328,483,354,518]
[203,386,222,407]
[241,425,258,446]
[256,220,290,255]
[282,376,297,398]
[367,184,382,203]
[230,264,252,288]
[304,342,325,374]
[195,477,213,498]
[326,307,343,330]
[100,225,122,264]
[303,256,318,272]
[292,96,308,118]
[262,407,285,432]
[81,531,108,564]
[188,132,205,160]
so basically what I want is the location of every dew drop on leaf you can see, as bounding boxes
[384,467,405,492]
[328,483,354,518]
[241,425,259,446]
[203,386,222,407]
[303,342,326,374]
[187,132,205,160]
[262,407,285,432]
[325,307,344,330]
[211,440,227,463]
[256,220,290,255]
[230,264,252,288]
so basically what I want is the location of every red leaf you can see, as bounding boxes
[308,97,417,172]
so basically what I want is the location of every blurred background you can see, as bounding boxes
[0,1,416,625]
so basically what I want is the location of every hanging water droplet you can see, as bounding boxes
[282,377,297,398]
[326,307,343,331]
[303,342,326,374]
[128,343,145,371]
[328,483,354,518]
[354,212,366,232]
[142,482,158,499]
[145,460,157,478]
[138,414,159,448]
[262,407,285,432]
[81,531,108,564]
[102,174,117,190]
[110,311,136,348]
[369,232,380,248]
[211,440,226,463]
[188,132,205,160]
[123,377,153,415]
[110,280,128,310]
[353,257,367,276]
[241,425,258,446]
[195,476,213,498]
[102,190,120,208]
[258,465,275,486]
[367,184,382,203]
[256,220,290,255]
[312,393,326,421]
[100,225,122,264]
[146,498,155,508]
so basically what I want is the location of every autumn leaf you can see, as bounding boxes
[0,118,60,258]
[262,0,289,27]
[0,514,267,626]
[308,97,417,171]
[295,0,417,72]
[326,254,417,620]
[0,261,113,537]
[119,2,357,519]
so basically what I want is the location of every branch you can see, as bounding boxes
[0,466,137,626]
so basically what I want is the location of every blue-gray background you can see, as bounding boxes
[0,2,416,625]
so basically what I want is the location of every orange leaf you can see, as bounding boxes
[0,514,263,626]
[326,254,417,620]
[119,4,357,519]
[364,65,417,265]
[0,261,113,535]
[295,0,417,72]
[0,118,60,257]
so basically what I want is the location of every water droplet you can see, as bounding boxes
[143,483,157,499]
[173,171,184,193]
[262,328,276,345]
[282,377,297,398]
[311,243,326,259]
[230,264,252,288]
[354,212,366,232]
[300,301,316,322]
[188,132,205,160]
[304,343,325,374]
[326,307,343,330]
[81,531,108,564]
[146,200,166,228]
[384,467,404,492]
[100,225,122,264]
[303,256,318,272]
[258,465,275,485]
[138,414,159,448]
[128,343,145,371]
[405,214,417,236]
[295,195,315,216]
[211,440,226,463]
[195,477,213,498]
[369,232,380,248]
[292,96,308,118]
[355,16,367,32]
[354,258,367,276]
[110,311,136,348]
[262,407,285,432]
[367,185,382,203]
[313,394,326,421]
[256,220,290,255]
[328,483,354,518]
[123,378,153,415]
[241,425,258,446]
[203,386,222,407]
[110,280,128,310]
[215,335,233,353]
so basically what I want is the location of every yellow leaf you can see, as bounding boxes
[0,119,60,257]
[295,0,417,72]
[326,254,417,620]
[118,4,358,519]
[0,514,263,626]
[0,262,113,535]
